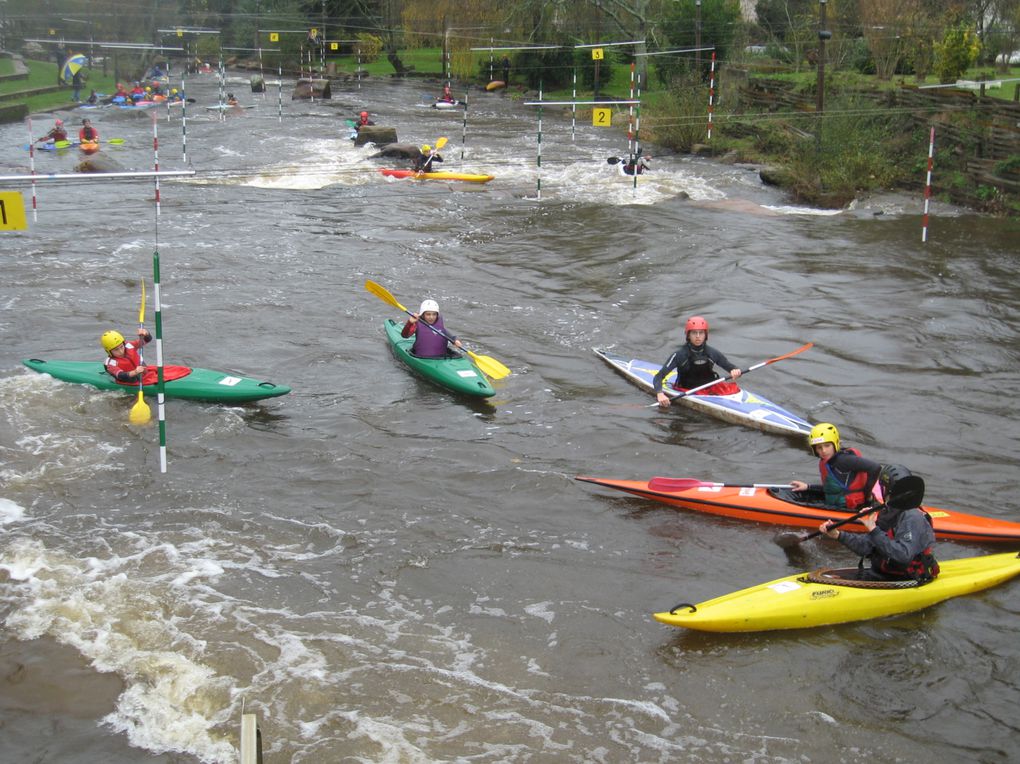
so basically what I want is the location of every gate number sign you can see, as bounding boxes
[592,108,611,127]
[0,191,28,230]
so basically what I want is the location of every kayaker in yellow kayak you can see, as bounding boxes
[400,299,462,357]
[819,464,940,583]
[791,422,883,509]
[412,144,443,174]
[652,315,741,407]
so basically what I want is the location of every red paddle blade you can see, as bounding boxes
[647,477,713,492]
[763,342,813,365]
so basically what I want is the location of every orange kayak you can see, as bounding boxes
[575,476,1020,543]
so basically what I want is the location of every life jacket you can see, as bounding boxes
[676,343,718,389]
[818,447,871,509]
[410,315,452,357]
[80,126,98,142]
[104,340,144,378]
[876,511,940,583]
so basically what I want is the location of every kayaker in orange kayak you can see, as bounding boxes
[101,327,151,382]
[653,315,741,407]
[791,422,882,509]
[401,299,462,357]
[819,464,939,582]
[79,118,99,143]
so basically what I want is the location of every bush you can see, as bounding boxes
[934,22,981,83]
[356,33,383,64]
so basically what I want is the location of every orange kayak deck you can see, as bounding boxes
[575,476,1020,543]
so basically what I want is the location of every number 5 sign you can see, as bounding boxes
[592,107,612,127]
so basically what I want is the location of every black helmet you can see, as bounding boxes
[880,464,925,510]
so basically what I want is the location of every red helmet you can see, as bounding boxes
[685,315,708,333]
[360,111,368,118]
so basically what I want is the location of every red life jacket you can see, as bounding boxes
[104,340,144,377]
[818,447,871,509]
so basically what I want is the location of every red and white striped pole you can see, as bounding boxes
[921,125,935,243]
[706,51,716,141]
[26,118,37,221]
[152,113,160,216]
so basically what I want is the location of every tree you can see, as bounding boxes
[657,0,743,82]
[933,19,981,82]
[859,0,920,80]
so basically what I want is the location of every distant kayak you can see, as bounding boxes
[379,169,494,184]
[23,358,290,403]
[595,348,812,437]
[383,319,494,398]
[485,80,506,91]
[79,141,100,154]
[653,552,1020,633]
[432,99,461,109]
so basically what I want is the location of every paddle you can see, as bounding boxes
[648,477,794,492]
[651,342,813,408]
[129,281,152,425]
[364,279,511,380]
[772,502,882,549]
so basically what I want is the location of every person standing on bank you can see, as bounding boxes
[652,316,741,407]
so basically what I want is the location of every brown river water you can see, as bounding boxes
[1,72,1019,762]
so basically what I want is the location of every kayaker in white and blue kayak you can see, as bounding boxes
[101,327,151,382]
[653,315,741,407]
[401,299,462,357]
[820,464,940,583]
[791,422,883,510]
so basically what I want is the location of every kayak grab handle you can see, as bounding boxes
[257,382,279,389]
[668,602,697,614]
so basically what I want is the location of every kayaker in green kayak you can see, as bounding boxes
[101,327,151,382]
[819,464,940,583]
[401,299,462,357]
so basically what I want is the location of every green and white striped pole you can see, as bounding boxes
[152,248,168,473]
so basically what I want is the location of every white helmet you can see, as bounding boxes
[419,299,439,314]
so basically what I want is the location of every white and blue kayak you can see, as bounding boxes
[595,348,813,438]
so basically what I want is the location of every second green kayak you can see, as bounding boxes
[384,319,494,398]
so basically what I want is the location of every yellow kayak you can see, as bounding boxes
[653,552,1020,633]
[379,169,494,183]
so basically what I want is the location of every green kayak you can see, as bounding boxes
[23,358,291,403]
[384,319,495,398]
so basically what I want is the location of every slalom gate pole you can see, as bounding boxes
[922,126,935,243]
[536,81,543,201]
[707,51,716,141]
[26,118,37,221]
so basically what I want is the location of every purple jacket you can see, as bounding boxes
[401,316,455,357]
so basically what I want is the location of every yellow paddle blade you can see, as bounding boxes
[129,392,151,425]
[435,136,448,150]
[364,280,407,312]
[138,280,146,323]
[467,350,511,380]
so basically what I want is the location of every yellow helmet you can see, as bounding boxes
[421,144,431,153]
[101,330,125,353]
[808,422,840,453]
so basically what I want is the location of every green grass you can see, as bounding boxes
[0,57,14,76]
[1,59,124,112]
[761,63,1020,100]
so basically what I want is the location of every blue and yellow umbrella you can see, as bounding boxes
[61,53,89,83]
